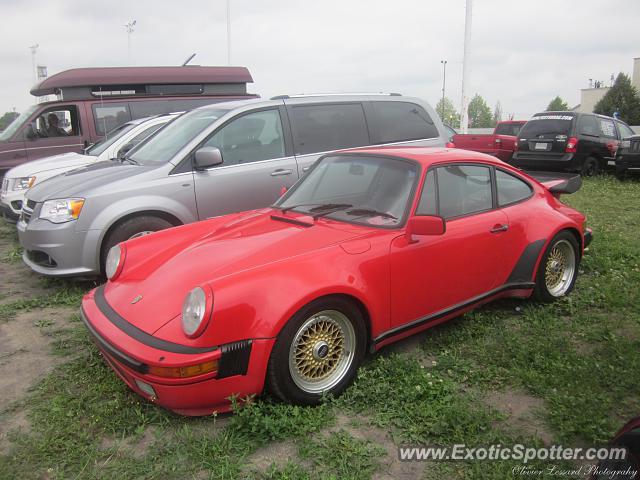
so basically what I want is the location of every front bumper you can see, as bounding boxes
[0,189,24,222]
[81,287,274,415]
[17,215,101,277]
[584,228,593,249]
[0,201,19,223]
[616,153,640,173]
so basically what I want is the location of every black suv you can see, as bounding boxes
[615,134,640,179]
[511,111,635,176]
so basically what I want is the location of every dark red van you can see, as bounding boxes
[0,66,257,176]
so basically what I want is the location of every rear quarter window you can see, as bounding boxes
[372,101,440,143]
[496,170,533,206]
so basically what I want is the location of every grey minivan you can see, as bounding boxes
[17,94,448,277]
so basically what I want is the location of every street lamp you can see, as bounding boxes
[460,0,473,133]
[440,60,447,120]
[124,20,136,65]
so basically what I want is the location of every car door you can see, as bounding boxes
[287,102,372,176]
[389,164,510,328]
[192,107,298,219]
[596,117,619,166]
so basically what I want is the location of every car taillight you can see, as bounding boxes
[566,137,578,153]
[495,138,502,145]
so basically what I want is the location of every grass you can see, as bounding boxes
[0,175,639,479]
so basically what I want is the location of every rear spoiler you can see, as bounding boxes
[524,171,582,194]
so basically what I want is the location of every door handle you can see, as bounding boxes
[490,224,509,233]
[270,168,293,177]
[302,166,311,173]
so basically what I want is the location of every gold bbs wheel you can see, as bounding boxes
[544,239,576,297]
[288,310,356,394]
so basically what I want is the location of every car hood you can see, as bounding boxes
[26,161,153,202]
[5,152,96,179]
[104,211,369,335]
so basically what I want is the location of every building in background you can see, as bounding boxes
[574,57,640,113]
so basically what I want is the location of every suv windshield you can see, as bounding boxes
[0,104,38,141]
[128,108,228,165]
[519,115,574,138]
[85,122,137,156]
[275,154,418,228]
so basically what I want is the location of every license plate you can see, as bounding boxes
[534,143,548,150]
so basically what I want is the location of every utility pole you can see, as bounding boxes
[29,44,39,84]
[440,60,447,120]
[226,0,232,65]
[460,0,473,133]
[124,20,136,65]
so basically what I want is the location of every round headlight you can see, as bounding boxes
[181,287,210,337]
[105,244,122,280]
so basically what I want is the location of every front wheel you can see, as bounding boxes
[534,232,580,302]
[267,297,366,405]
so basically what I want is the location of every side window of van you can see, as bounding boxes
[372,101,440,143]
[28,105,81,140]
[617,122,635,139]
[202,109,286,166]
[93,103,132,136]
[598,118,617,139]
[291,103,370,155]
[578,115,599,136]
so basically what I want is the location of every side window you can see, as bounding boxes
[202,109,285,166]
[93,103,132,135]
[28,105,81,140]
[617,122,635,140]
[437,165,492,219]
[496,170,532,207]
[578,115,599,136]
[416,169,437,215]
[598,118,617,139]
[291,103,369,155]
[372,101,440,143]
[129,100,169,119]
[116,123,165,157]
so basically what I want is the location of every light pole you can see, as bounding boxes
[124,20,136,65]
[440,60,447,120]
[226,0,232,65]
[460,0,473,133]
[29,44,39,84]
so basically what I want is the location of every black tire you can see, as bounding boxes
[100,215,174,275]
[534,231,580,303]
[266,297,367,405]
[581,156,600,177]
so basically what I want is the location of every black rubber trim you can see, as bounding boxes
[94,285,218,354]
[81,307,149,374]
[506,239,546,284]
[373,282,535,345]
[217,339,253,378]
[584,229,593,248]
[270,214,313,227]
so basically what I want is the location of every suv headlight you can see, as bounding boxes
[181,286,213,338]
[621,140,631,149]
[14,176,36,190]
[39,198,85,223]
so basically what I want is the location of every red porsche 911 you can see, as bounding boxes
[80,147,592,415]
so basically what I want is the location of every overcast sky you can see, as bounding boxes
[1,0,638,120]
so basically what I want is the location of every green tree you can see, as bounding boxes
[546,96,569,111]
[467,94,494,128]
[0,111,19,131]
[436,97,460,128]
[493,101,503,124]
[594,73,640,124]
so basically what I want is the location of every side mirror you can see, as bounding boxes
[406,216,445,243]
[117,142,135,159]
[194,147,223,170]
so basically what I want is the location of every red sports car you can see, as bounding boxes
[80,147,592,415]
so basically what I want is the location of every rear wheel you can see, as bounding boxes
[267,297,366,405]
[581,156,600,177]
[100,215,174,275]
[534,231,580,302]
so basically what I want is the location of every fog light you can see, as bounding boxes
[134,379,157,399]
[147,359,218,379]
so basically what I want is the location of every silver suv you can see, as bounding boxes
[17,94,448,277]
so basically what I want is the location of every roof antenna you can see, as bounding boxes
[182,53,196,66]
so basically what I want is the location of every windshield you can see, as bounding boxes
[275,154,419,228]
[85,122,137,156]
[519,115,574,138]
[0,104,38,141]
[128,108,228,165]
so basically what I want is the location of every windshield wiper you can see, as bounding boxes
[279,203,352,214]
[120,156,139,165]
[345,208,397,220]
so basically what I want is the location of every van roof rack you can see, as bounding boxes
[31,66,254,100]
[270,92,402,100]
